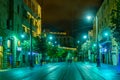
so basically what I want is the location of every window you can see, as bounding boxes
[27,29,30,34]
[0,37,2,46]
[24,0,26,3]
[23,10,27,19]
[7,19,12,30]
[7,40,11,48]
[7,19,10,29]
[22,26,25,32]
[17,5,19,14]
[28,0,31,8]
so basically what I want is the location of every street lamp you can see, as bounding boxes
[30,18,33,67]
[77,40,80,44]
[87,16,92,20]
[104,32,108,37]
[93,43,96,47]
[83,35,87,39]
[21,34,25,38]
[86,15,100,67]
[96,16,100,67]
[49,36,53,40]
[29,17,41,67]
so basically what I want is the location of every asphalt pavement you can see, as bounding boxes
[0,62,120,80]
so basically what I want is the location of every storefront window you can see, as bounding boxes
[0,46,3,68]
[7,40,11,48]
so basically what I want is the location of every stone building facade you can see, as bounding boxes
[48,32,75,48]
[0,0,41,69]
[92,0,119,65]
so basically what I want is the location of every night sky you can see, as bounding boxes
[37,0,104,36]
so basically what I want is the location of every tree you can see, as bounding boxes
[47,45,58,58]
[111,0,120,44]
[33,35,47,58]
[57,48,67,58]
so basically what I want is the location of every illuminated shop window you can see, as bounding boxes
[7,40,11,48]
[18,40,21,46]
[0,46,3,52]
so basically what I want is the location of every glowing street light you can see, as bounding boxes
[55,41,57,44]
[93,43,96,47]
[21,34,25,38]
[77,40,80,44]
[86,15,100,67]
[104,32,108,36]
[48,41,51,44]
[83,35,87,39]
[87,16,92,20]
[49,36,53,40]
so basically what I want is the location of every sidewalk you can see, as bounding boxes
[0,64,40,72]
[0,63,60,72]
[85,62,120,80]
[89,62,120,73]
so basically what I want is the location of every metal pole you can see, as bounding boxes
[96,16,100,67]
[30,18,33,67]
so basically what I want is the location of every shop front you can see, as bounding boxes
[100,40,112,64]
[0,46,3,69]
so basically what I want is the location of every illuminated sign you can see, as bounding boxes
[0,46,3,52]
[17,47,22,51]
[7,40,11,48]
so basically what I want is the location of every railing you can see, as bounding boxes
[23,2,38,19]
[22,18,37,32]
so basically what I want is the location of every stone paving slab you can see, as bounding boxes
[0,62,120,80]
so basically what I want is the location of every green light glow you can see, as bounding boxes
[21,34,25,38]
[87,16,92,20]
[83,35,87,39]
[104,32,108,36]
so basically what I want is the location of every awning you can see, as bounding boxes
[100,41,111,46]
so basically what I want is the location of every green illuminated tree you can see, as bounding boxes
[47,45,58,58]
[33,34,47,58]
[111,0,120,44]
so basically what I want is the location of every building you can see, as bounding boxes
[48,32,75,48]
[0,0,10,69]
[22,0,41,67]
[0,0,41,69]
[92,0,119,65]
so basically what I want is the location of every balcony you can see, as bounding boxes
[22,18,37,32]
[23,2,38,18]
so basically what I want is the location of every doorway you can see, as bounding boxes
[0,52,3,69]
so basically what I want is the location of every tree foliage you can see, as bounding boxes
[47,45,58,57]
[33,35,47,56]
[111,0,120,43]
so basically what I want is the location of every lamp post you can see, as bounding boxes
[30,18,33,67]
[29,17,41,67]
[96,16,100,67]
[86,15,100,67]
[83,35,88,62]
